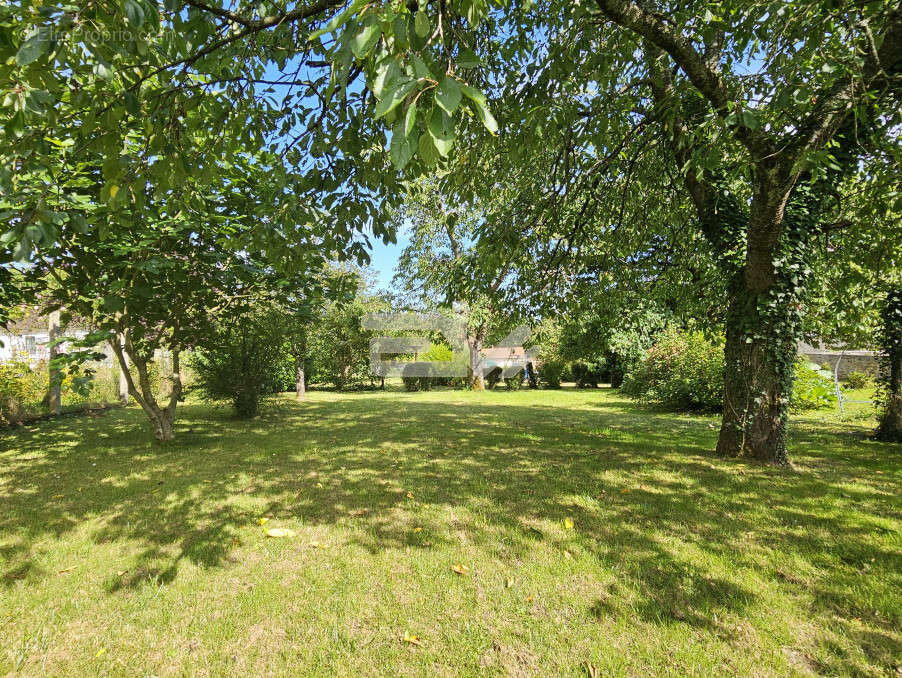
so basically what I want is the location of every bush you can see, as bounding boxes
[538,360,564,388]
[191,308,287,417]
[843,371,872,390]
[570,361,602,388]
[790,359,837,412]
[504,372,525,390]
[621,328,724,411]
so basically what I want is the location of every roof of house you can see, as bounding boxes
[482,347,529,361]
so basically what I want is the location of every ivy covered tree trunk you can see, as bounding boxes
[716,278,796,463]
[876,288,902,443]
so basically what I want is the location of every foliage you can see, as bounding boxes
[843,372,872,390]
[191,307,288,418]
[622,328,724,412]
[307,274,388,390]
[790,359,838,412]
[0,357,120,426]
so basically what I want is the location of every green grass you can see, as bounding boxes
[1,387,899,676]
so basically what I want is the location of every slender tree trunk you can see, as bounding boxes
[109,331,181,441]
[116,334,130,405]
[468,327,486,390]
[47,310,61,415]
[296,362,306,399]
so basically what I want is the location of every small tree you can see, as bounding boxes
[192,306,287,418]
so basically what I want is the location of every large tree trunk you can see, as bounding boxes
[715,274,796,464]
[876,289,902,442]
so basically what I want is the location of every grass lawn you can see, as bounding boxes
[1,387,899,676]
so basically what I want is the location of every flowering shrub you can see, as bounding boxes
[621,328,724,411]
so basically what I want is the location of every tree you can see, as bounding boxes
[192,303,288,418]
[307,269,387,390]
[392,179,517,389]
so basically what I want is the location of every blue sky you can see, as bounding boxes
[367,227,409,291]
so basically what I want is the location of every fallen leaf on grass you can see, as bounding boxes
[406,492,415,499]
[264,528,295,538]
[562,550,572,559]
[57,566,76,574]
[525,595,534,603]
[52,494,64,499]
[563,517,574,529]
[451,563,470,575]
[505,577,514,588]
[257,517,269,525]
[117,570,128,577]
[309,541,327,549]
[402,633,422,646]
[349,509,369,517]
[585,662,599,677]
[413,527,422,533]
[95,648,106,658]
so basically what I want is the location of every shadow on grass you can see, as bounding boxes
[0,390,899,638]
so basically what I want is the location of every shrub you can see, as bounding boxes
[485,366,503,390]
[621,328,724,411]
[504,372,525,391]
[191,308,287,417]
[843,371,872,390]
[570,361,602,388]
[538,360,564,388]
[790,359,837,412]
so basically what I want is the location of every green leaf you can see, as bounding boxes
[457,48,480,68]
[3,110,25,139]
[124,0,145,28]
[374,78,416,119]
[351,21,381,58]
[417,131,439,166]
[373,58,402,99]
[414,10,430,38]
[460,84,498,134]
[739,110,760,129]
[309,0,368,41]
[16,29,49,66]
[427,107,455,156]
[435,76,462,115]
[93,61,114,81]
[404,101,417,136]
[390,120,414,170]
[124,91,140,117]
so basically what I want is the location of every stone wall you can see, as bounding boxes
[800,350,880,379]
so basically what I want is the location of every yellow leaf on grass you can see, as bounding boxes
[95,648,106,658]
[406,492,414,499]
[563,517,574,529]
[562,550,572,559]
[257,517,269,525]
[413,527,422,533]
[264,528,295,538]
[117,570,128,577]
[349,509,369,517]
[505,577,514,588]
[309,541,326,549]
[451,563,470,575]
[402,633,422,646]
